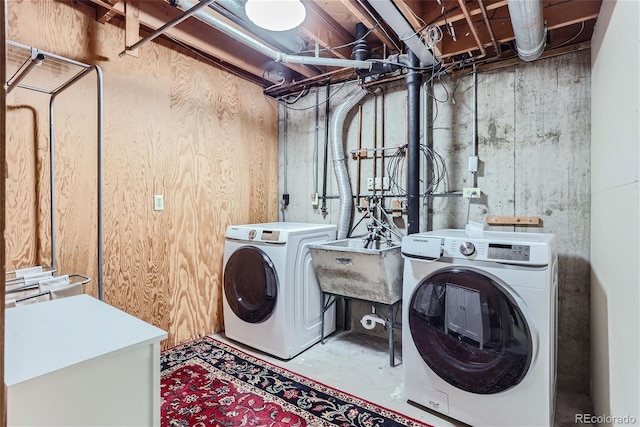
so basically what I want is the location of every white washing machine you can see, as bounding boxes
[223,222,337,359]
[401,229,558,427]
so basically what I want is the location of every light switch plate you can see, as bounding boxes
[153,195,164,211]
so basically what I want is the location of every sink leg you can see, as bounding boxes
[321,294,326,344]
[344,298,351,331]
[388,304,394,367]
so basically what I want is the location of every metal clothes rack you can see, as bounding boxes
[5,266,91,306]
[5,40,104,300]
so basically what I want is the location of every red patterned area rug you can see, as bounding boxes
[161,336,432,427]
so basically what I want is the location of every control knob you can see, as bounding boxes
[460,242,476,256]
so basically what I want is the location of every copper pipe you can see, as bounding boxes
[457,0,486,58]
[380,89,386,203]
[372,93,378,198]
[478,0,501,57]
[356,104,363,210]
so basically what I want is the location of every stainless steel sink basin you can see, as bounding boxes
[309,238,403,305]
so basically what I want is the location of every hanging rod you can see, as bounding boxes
[119,0,216,57]
[6,51,45,94]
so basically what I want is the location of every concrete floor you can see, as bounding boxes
[213,330,592,427]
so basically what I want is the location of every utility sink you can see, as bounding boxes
[309,238,403,305]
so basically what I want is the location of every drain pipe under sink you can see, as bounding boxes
[361,313,387,330]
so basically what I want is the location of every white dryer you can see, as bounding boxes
[223,222,336,359]
[401,229,558,427]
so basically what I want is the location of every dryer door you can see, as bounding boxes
[408,267,532,394]
[224,246,278,324]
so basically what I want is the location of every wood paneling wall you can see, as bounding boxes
[5,0,279,347]
[2,0,7,422]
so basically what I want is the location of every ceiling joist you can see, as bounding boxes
[83,0,603,95]
[301,1,355,60]
[339,0,403,54]
[85,0,323,82]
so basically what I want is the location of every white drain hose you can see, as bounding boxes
[330,85,369,239]
[361,314,386,330]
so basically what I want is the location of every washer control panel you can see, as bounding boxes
[487,243,530,261]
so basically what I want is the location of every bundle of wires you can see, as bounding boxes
[385,143,447,197]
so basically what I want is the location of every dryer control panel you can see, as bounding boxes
[487,243,530,261]
[441,238,545,265]
[226,227,285,243]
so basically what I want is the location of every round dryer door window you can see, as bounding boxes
[408,267,533,394]
[224,246,278,324]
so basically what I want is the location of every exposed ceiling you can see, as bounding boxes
[86,0,602,97]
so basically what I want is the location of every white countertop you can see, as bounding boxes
[5,294,167,386]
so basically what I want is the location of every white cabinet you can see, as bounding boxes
[5,294,167,426]
[445,284,490,348]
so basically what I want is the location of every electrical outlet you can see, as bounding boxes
[153,194,164,211]
[462,187,481,199]
[311,192,319,208]
[367,177,374,191]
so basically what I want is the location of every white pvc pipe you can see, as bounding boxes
[174,0,373,71]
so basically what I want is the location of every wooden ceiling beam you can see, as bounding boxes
[95,0,124,24]
[474,40,591,73]
[437,1,600,59]
[301,1,354,60]
[84,0,322,81]
[124,0,140,57]
[427,0,508,28]
[265,67,356,98]
[544,1,601,31]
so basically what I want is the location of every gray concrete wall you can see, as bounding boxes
[278,50,591,394]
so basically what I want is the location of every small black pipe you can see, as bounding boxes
[351,23,370,61]
[406,49,422,234]
[321,80,331,215]
[351,23,401,78]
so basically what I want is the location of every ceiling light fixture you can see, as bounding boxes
[245,0,306,32]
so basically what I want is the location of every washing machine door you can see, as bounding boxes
[408,266,532,394]
[224,246,278,324]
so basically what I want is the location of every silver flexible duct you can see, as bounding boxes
[330,85,369,239]
[507,0,546,61]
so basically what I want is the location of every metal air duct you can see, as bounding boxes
[507,0,546,61]
[367,0,436,67]
[330,85,369,239]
